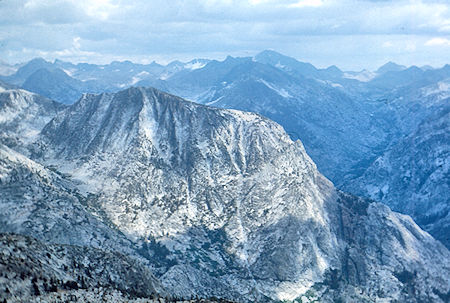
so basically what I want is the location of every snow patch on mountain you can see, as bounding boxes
[257,79,292,98]
[185,61,207,70]
[343,70,376,82]
[205,96,224,106]
[422,78,450,102]
[32,87,450,302]
[0,89,65,149]
[130,71,151,86]
[275,62,286,69]
[62,68,75,77]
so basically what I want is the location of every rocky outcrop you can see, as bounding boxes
[31,87,450,302]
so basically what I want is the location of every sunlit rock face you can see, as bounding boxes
[135,54,450,251]
[27,86,449,302]
[0,88,65,152]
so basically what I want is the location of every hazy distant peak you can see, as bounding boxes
[27,57,50,65]
[254,50,318,78]
[376,61,407,74]
[420,65,434,71]
[322,65,343,77]
[254,49,285,59]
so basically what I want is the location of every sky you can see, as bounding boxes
[0,0,449,70]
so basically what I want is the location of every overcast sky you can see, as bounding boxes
[0,0,449,70]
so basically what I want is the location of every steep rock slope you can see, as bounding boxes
[140,59,392,182]
[35,87,450,302]
[0,143,142,254]
[342,77,450,248]
[0,88,65,152]
[0,143,169,300]
[345,103,450,248]
[0,233,162,302]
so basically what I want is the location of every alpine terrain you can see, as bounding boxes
[0,86,445,302]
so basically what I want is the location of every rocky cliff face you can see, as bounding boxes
[0,88,65,152]
[341,76,450,249]
[0,132,169,302]
[29,87,449,302]
[345,103,450,248]
[140,58,393,184]
[0,143,148,257]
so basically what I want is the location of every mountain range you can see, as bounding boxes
[0,51,449,302]
[0,84,449,302]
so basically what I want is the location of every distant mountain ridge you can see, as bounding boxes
[376,61,407,74]
[2,52,440,105]
[0,57,213,104]
[1,51,448,252]
[21,68,107,105]
[0,50,449,302]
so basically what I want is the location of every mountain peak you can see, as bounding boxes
[376,61,407,74]
[27,57,50,65]
[53,58,69,65]
[325,65,342,72]
[254,50,318,77]
[322,65,343,77]
[223,55,238,63]
[21,67,85,104]
[4,57,56,85]
[41,86,278,162]
[35,85,450,302]
[254,50,298,64]
[255,49,285,59]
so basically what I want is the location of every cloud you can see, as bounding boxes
[249,0,323,8]
[0,0,449,69]
[289,0,323,8]
[78,0,121,21]
[425,37,450,46]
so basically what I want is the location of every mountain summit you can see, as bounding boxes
[29,86,450,302]
[376,61,407,74]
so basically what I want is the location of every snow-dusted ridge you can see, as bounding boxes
[0,88,65,152]
[1,53,448,261]
[22,86,449,302]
